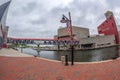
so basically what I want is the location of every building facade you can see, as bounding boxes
[98,11,119,44]
[55,26,90,49]
[117,25,120,40]
[80,35,115,49]
[0,1,11,48]
[57,26,89,40]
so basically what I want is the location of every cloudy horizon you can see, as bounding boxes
[2,0,120,38]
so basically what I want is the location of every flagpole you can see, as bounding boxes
[68,12,73,42]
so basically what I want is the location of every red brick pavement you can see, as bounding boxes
[0,56,120,80]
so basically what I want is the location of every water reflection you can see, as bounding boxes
[19,46,120,62]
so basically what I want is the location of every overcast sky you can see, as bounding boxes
[2,0,120,38]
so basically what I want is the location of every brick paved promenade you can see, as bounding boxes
[0,49,120,80]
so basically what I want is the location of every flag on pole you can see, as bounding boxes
[66,20,71,36]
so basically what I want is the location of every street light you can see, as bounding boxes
[60,12,74,65]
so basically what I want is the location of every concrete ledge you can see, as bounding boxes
[0,48,33,57]
[35,55,118,65]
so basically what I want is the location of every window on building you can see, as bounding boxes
[112,23,114,28]
[81,43,94,48]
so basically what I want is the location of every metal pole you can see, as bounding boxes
[21,46,23,53]
[69,12,74,65]
[71,45,74,65]
[37,51,40,57]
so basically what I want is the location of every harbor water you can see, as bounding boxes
[18,46,120,62]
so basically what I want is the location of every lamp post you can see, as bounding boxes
[60,12,74,65]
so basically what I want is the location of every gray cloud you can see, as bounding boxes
[6,0,120,38]
[30,18,47,25]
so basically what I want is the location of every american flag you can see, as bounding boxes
[66,20,71,36]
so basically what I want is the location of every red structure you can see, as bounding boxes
[98,15,119,44]
[7,37,58,41]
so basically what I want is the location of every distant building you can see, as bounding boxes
[117,25,120,34]
[57,26,89,40]
[80,34,115,49]
[118,25,120,30]
[55,26,116,49]
[104,11,114,19]
[98,11,119,44]
[117,25,120,42]
[54,26,89,49]
[55,11,118,49]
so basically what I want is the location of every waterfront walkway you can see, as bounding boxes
[0,49,120,80]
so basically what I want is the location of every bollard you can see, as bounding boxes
[65,55,68,66]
